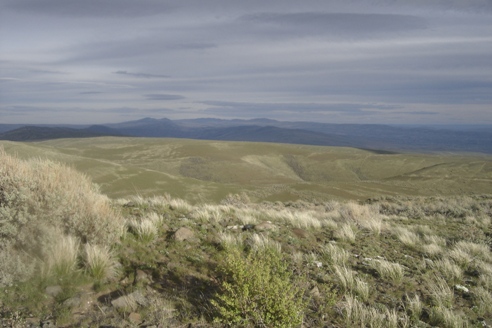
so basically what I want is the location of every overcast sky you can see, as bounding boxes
[1,0,491,124]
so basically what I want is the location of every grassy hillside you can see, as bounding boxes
[1,137,491,203]
[1,148,492,327]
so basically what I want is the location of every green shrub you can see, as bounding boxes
[212,246,308,327]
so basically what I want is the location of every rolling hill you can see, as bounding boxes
[1,137,490,203]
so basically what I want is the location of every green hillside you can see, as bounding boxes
[1,137,491,203]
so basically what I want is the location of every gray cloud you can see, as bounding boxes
[238,12,428,38]
[114,71,170,79]
[0,105,42,115]
[58,39,217,65]
[399,111,438,115]
[201,101,402,117]
[145,94,186,101]
[5,0,175,17]
[79,91,103,95]
[1,0,491,124]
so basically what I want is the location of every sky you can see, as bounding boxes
[1,0,491,125]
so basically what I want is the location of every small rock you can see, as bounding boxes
[45,285,62,297]
[310,286,321,298]
[254,221,276,231]
[173,227,194,241]
[135,269,150,284]
[455,284,469,293]
[63,295,82,308]
[111,296,127,309]
[112,294,138,311]
[25,317,40,325]
[313,261,323,268]
[128,312,142,323]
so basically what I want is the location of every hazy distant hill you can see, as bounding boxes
[0,126,123,141]
[175,118,492,153]
[105,117,185,137]
[1,117,491,153]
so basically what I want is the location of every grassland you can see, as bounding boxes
[1,138,491,327]
[1,137,491,203]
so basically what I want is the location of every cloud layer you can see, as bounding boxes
[1,0,491,124]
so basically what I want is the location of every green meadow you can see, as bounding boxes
[1,137,491,203]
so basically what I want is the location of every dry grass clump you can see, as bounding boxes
[190,204,230,223]
[42,234,80,278]
[412,224,433,236]
[339,202,374,221]
[423,234,446,245]
[405,294,422,321]
[333,265,356,291]
[121,193,191,212]
[479,276,492,292]
[369,259,405,283]
[432,258,463,283]
[218,232,243,247]
[476,261,492,277]
[415,229,447,256]
[127,218,158,243]
[394,226,420,247]
[262,208,323,229]
[126,212,164,242]
[168,198,193,212]
[235,207,262,223]
[334,223,357,242]
[333,265,370,301]
[422,243,443,257]
[83,243,120,282]
[321,243,350,266]
[246,234,281,253]
[116,194,173,208]
[290,211,323,229]
[338,202,384,234]
[341,295,400,328]
[473,286,492,316]
[427,275,454,308]
[428,305,467,328]
[451,241,492,263]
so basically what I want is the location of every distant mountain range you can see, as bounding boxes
[1,118,491,154]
